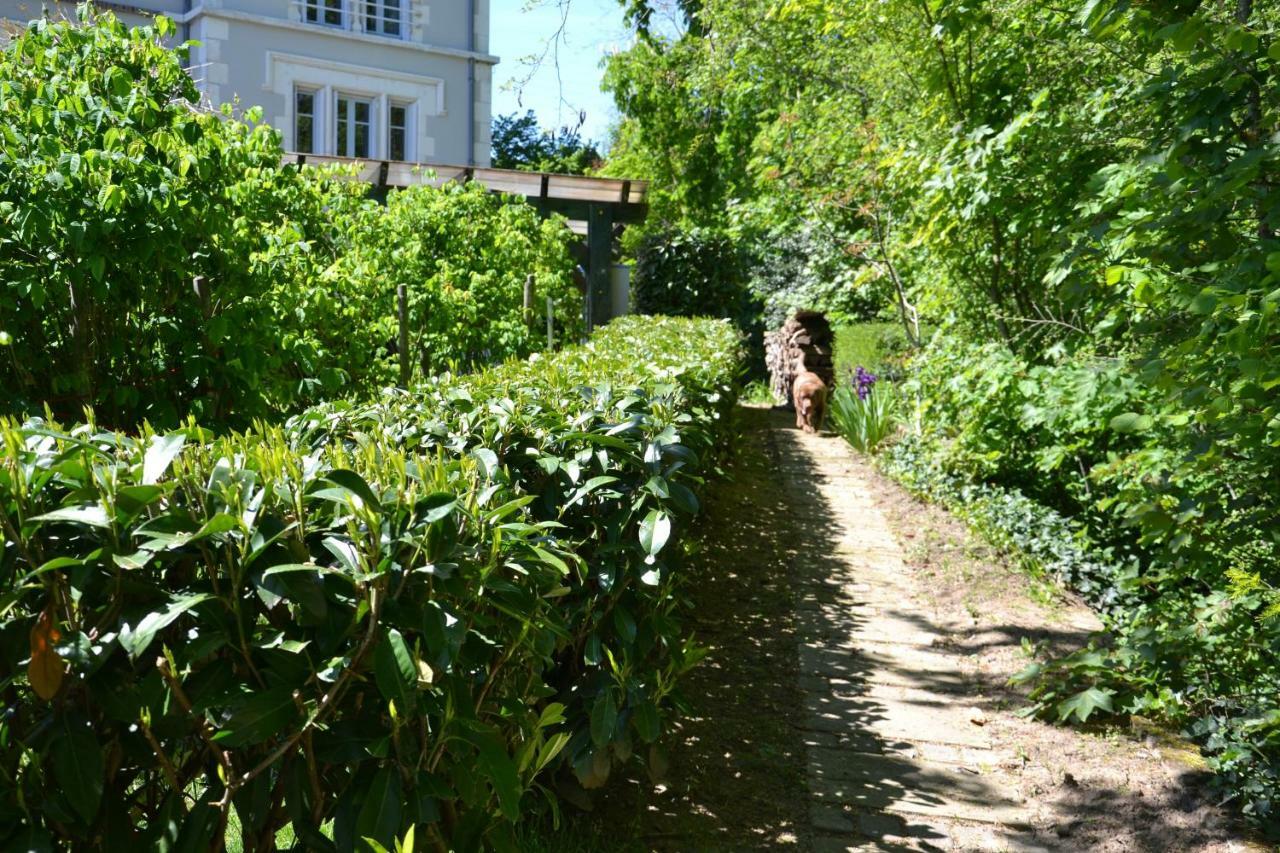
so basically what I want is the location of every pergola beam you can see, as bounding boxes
[284,154,648,208]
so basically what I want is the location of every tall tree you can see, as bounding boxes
[491,110,602,175]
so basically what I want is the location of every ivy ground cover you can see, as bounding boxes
[0,316,742,852]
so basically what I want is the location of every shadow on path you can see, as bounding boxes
[544,406,1254,852]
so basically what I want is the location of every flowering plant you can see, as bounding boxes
[854,365,878,401]
[830,365,897,452]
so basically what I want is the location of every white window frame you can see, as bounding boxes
[363,0,407,39]
[335,92,375,159]
[300,0,347,29]
[387,99,414,161]
[293,86,319,154]
[269,53,442,160]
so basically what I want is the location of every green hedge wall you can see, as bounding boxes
[0,316,742,852]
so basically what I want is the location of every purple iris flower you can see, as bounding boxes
[853,365,878,401]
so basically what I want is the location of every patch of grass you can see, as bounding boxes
[740,379,776,406]
[833,321,910,377]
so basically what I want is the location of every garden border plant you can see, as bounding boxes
[0,316,742,852]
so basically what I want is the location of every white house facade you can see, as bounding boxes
[0,0,497,166]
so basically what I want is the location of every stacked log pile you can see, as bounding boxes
[764,310,835,408]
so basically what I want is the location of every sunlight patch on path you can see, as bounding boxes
[773,423,1048,852]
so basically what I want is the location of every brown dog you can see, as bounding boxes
[793,369,828,433]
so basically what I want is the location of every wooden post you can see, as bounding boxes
[546,296,554,350]
[523,274,535,325]
[587,203,614,329]
[397,284,410,387]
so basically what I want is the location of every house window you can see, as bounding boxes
[303,0,344,27]
[336,94,373,158]
[388,102,409,160]
[295,88,317,153]
[365,0,403,37]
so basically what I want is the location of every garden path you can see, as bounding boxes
[776,410,1251,852]
[780,417,1047,850]
[552,406,1252,851]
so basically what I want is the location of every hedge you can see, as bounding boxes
[0,316,742,852]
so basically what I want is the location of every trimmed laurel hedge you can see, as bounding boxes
[0,316,742,852]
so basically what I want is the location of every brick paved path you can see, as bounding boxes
[773,422,1045,852]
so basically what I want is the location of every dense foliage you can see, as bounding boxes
[0,11,578,429]
[630,227,750,324]
[329,182,581,384]
[605,0,1280,831]
[0,316,742,851]
[490,111,601,175]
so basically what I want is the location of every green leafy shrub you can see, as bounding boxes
[333,182,582,384]
[0,10,579,429]
[631,227,755,328]
[0,316,743,851]
[744,225,887,330]
[892,335,1280,833]
[0,10,372,426]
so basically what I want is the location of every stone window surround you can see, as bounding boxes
[173,4,497,65]
[294,0,412,41]
[269,52,442,161]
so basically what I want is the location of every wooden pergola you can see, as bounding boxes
[283,154,649,327]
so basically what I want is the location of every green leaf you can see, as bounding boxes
[536,702,566,729]
[668,482,699,514]
[313,469,382,512]
[631,701,660,743]
[533,732,570,775]
[142,434,186,485]
[118,592,213,661]
[373,628,418,714]
[467,728,522,821]
[213,686,301,747]
[30,505,110,528]
[531,545,570,576]
[52,727,103,823]
[418,492,457,523]
[1108,412,1153,434]
[355,767,402,852]
[262,563,355,584]
[638,509,671,557]
[590,692,617,747]
[483,494,535,522]
[472,447,500,478]
[564,475,619,508]
[1056,686,1115,723]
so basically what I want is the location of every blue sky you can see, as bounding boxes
[489,0,631,147]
